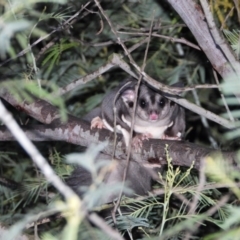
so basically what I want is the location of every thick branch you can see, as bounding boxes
[167,0,240,81]
[0,86,238,171]
[1,90,60,125]
[0,117,237,171]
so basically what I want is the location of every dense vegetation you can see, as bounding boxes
[0,0,240,239]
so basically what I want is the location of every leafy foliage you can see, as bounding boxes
[223,29,240,59]
[0,0,240,239]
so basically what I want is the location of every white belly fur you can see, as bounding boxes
[133,124,168,138]
[122,115,172,138]
[103,118,131,146]
[102,118,114,132]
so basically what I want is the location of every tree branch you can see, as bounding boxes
[0,116,237,172]
[166,0,240,83]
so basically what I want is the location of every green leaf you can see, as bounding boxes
[223,29,240,59]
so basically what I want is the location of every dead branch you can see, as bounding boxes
[167,0,240,86]
[0,55,235,130]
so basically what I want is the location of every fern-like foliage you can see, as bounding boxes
[1,0,240,239]
[42,39,80,74]
[223,29,240,59]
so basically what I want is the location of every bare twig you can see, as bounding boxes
[117,23,186,32]
[212,69,234,122]
[49,1,236,131]
[58,52,218,96]
[57,36,150,96]
[186,73,218,149]
[117,31,201,51]
[112,9,155,223]
[108,55,235,129]
[70,36,146,48]
[0,64,235,131]
[67,2,236,131]
[220,7,234,31]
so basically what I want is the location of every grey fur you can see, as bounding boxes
[99,78,185,143]
[82,107,101,121]
[66,155,152,205]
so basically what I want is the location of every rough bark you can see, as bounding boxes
[0,110,237,171]
[166,0,240,81]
